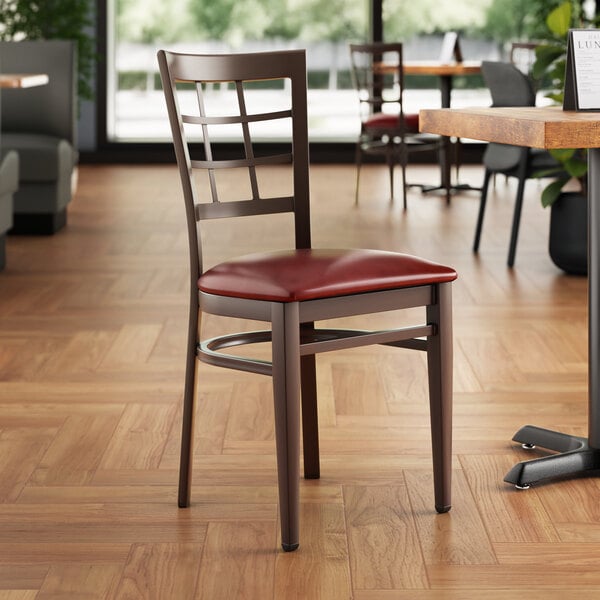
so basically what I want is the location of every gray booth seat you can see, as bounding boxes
[0,150,18,268]
[0,40,78,234]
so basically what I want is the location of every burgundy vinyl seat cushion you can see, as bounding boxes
[198,248,457,302]
[363,112,420,134]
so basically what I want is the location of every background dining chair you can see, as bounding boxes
[349,42,442,209]
[0,150,18,269]
[158,47,456,552]
[509,41,539,77]
[472,60,560,267]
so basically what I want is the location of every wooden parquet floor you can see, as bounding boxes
[0,163,595,599]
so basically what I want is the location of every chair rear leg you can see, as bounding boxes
[507,174,527,267]
[397,142,409,210]
[454,138,461,184]
[426,282,453,513]
[355,142,363,205]
[271,302,302,551]
[301,352,320,479]
[473,170,492,253]
[178,305,200,508]
[400,162,408,211]
[387,152,396,205]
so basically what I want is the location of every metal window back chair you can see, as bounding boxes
[158,48,456,552]
[349,43,442,208]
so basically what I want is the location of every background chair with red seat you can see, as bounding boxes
[158,47,456,552]
[349,42,442,208]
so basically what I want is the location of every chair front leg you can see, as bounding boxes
[271,302,302,551]
[473,169,492,253]
[426,282,453,513]
[507,156,529,268]
[178,304,200,508]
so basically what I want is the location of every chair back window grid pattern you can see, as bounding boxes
[174,76,294,208]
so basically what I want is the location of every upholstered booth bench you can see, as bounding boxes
[0,40,78,235]
[0,150,18,268]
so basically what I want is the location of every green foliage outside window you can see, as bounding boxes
[118,0,367,46]
[481,0,572,43]
[118,0,588,51]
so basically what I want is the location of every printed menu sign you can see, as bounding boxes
[564,29,600,111]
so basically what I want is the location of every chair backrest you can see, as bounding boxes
[158,49,311,279]
[509,41,539,76]
[349,42,406,125]
[0,40,77,145]
[439,31,462,63]
[481,61,535,171]
[481,60,536,107]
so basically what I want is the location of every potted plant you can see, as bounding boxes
[532,1,591,275]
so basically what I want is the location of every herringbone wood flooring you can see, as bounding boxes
[0,163,594,599]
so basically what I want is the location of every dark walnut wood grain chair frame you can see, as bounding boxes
[158,48,456,552]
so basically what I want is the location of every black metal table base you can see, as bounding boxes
[408,182,481,198]
[419,183,481,194]
[504,425,600,488]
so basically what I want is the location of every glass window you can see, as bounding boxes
[105,0,540,144]
[107,0,369,142]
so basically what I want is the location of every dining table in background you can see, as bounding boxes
[420,104,600,489]
[403,60,482,107]
[379,60,482,200]
[406,61,482,199]
[0,73,49,88]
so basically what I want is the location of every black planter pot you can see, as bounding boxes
[549,191,588,275]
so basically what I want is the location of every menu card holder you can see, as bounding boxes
[563,28,600,111]
[439,32,462,64]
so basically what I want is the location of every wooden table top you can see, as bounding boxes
[377,60,481,77]
[0,73,49,88]
[404,60,481,76]
[420,105,600,149]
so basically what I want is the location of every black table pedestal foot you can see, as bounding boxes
[504,425,600,488]
[408,182,481,196]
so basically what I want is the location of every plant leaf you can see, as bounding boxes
[547,2,572,37]
[534,44,565,68]
[550,148,576,161]
[541,178,570,208]
[534,167,565,179]
[545,91,565,103]
[535,41,565,57]
[564,157,588,179]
